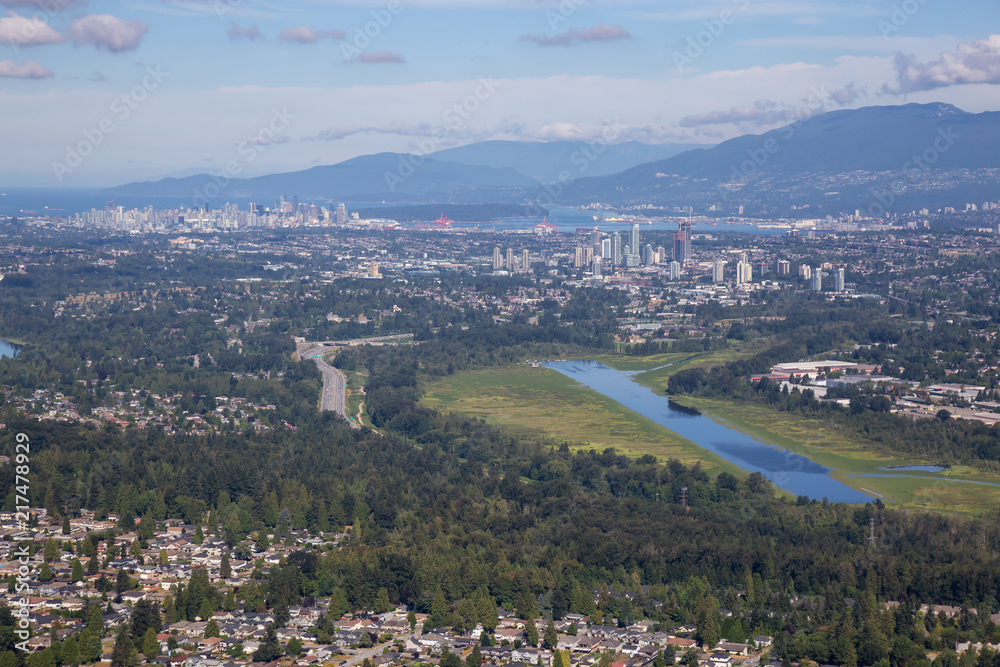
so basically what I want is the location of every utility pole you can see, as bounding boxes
[681,487,688,512]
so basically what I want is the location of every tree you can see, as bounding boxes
[252,625,281,662]
[37,563,53,582]
[936,409,952,422]
[61,517,71,535]
[130,599,161,639]
[526,622,539,647]
[428,587,449,629]
[286,637,303,656]
[329,588,350,620]
[43,539,59,562]
[274,601,290,628]
[87,556,99,575]
[61,636,79,666]
[553,649,566,667]
[142,627,159,658]
[111,626,135,667]
[205,619,220,638]
[375,587,391,613]
[220,553,232,579]
[467,644,483,667]
[193,524,204,545]
[407,610,417,630]
[138,514,155,541]
[115,568,131,595]
[71,559,84,582]
[544,621,558,650]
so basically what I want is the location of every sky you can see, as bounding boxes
[1,0,1000,187]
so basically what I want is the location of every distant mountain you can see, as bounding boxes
[557,103,1000,213]
[430,140,708,181]
[106,153,536,202]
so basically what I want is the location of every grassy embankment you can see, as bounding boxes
[423,343,1000,514]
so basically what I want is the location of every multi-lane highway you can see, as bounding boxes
[298,343,359,428]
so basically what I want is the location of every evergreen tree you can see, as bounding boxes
[142,627,160,658]
[428,587,449,629]
[526,622,539,647]
[87,556,99,575]
[286,637,303,656]
[544,621,558,650]
[205,619,220,638]
[252,625,281,662]
[329,588,350,620]
[467,644,483,667]
[61,517,71,535]
[71,559,84,582]
[193,524,204,545]
[375,587,391,613]
[61,636,79,666]
[111,626,135,667]
[37,563,53,582]
[138,514,155,541]
[220,553,231,579]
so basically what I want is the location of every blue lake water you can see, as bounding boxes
[0,339,20,359]
[543,360,872,504]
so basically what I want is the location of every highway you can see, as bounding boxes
[298,343,359,428]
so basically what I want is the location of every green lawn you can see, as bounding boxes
[421,364,744,475]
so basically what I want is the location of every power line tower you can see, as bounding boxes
[867,517,877,548]
[681,487,688,512]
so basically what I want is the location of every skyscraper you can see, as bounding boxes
[642,244,654,266]
[590,227,601,254]
[630,224,640,259]
[712,260,726,283]
[668,261,681,280]
[611,232,622,266]
[592,257,603,279]
[574,247,585,268]
[812,270,824,292]
[673,220,692,264]
[493,247,503,271]
[736,255,752,285]
[799,264,812,280]
[835,267,845,292]
[777,260,791,275]
[522,249,529,272]
[506,248,515,271]
[336,203,346,224]
[601,238,612,259]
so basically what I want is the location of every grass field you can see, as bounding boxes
[421,364,744,475]
[422,350,1000,515]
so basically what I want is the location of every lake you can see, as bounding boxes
[0,339,20,359]
[543,360,872,504]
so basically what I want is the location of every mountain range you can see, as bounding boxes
[107,103,1000,214]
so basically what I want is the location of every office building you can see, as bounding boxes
[777,260,791,275]
[642,244,654,266]
[592,257,603,279]
[611,233,622,266]
[673,220,692,264]
[590,227,602,254]
[336,203,346,224]
[712,260,726,283]
[736,255,752,285]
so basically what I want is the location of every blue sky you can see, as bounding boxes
[2,0,999,187]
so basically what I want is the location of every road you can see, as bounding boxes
[339,631,416,666]
[298,343,359,428]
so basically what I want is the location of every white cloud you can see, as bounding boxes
[0,58,53,77]
[884,34,1000,94]
[519,24,631,47]
[67,14,149,51]
[0,11,63,46]
[278,25,346,43]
